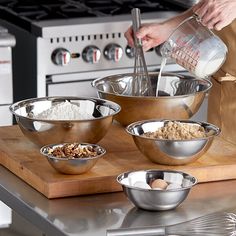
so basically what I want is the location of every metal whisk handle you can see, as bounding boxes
[107,226,165,236]
[131,8,142,47]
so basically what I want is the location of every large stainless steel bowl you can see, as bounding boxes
[92,72,212,126]
[117,169,197,211]
[126,119,220,165]
[10,96,121,146]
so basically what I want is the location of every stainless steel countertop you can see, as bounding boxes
[0,165,236,236]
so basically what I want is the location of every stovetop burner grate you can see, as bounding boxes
[0,0,184,21]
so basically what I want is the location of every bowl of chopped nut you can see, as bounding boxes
[40,142,106,174]
[117,169,197,211]
[9,96,121,147]
[126,119,220,165]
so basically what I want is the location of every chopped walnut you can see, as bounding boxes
[48,143,100,159]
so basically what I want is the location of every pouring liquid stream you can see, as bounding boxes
[156,57,167,97]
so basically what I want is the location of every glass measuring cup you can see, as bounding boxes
[161,15,228,78]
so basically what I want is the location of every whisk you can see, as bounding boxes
[131,8,152,96]
[107,212,236,236]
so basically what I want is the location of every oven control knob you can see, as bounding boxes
[104,44,123,62]
[82,46,101,64]
[52,48,71,66]
[125,45,135,58]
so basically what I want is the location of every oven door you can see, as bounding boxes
[46,69,135,97]
[47,79,97,97]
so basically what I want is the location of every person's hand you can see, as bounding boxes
[192,0,236,30]
[124,22,173,51]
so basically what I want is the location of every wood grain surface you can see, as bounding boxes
[0,123,236,199]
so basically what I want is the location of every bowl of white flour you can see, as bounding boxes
[10,96,121,146]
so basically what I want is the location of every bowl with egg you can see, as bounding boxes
[9,96,121,146]
[126,119,220,165]
[92,72,212,126]
[40,142,106,175]
[117,169,197,211]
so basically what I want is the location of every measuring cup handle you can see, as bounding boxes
[159,42,171,57]
[192,13,201,22]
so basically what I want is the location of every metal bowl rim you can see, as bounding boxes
[40,142,106,160]
[92,72,213,98]
[126,119,221,141]
[117,169,198,192]
[9,96,121,122]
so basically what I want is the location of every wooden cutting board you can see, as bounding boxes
[1,123,236,199]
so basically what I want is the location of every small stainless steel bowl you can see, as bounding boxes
[40,143,106,175]
[117,169,197,211]
[92,72,212,126]
[9,96,121,146]
[126,119,220,165]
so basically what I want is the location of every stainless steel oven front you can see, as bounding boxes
[38,19,186,98]
[0,0,186,101]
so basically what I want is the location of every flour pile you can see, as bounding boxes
[35,101,94,120]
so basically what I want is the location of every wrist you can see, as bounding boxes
[166,8,193,29]
[162,8,193,33]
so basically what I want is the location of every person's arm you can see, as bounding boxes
[124,8,193,51]
[192,0,236,30]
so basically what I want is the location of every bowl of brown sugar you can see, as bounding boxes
[126,119,220,165]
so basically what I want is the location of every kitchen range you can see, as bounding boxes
[0,26,15,126]
[0,0,188,103]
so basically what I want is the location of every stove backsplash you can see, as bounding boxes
[0,0,185,22]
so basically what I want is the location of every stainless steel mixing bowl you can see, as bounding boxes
[126,119,220,165]
[92,72,212,126]
[40,143,106,175]
[10,96,121,146]
[117,169,197,211]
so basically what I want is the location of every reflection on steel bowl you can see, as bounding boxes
[117,169,197,211]
[126,119,220,165]
[92,72,212,126]
[9,96,121,146]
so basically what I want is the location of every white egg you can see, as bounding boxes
[133,181,152,189]
[128,171,147,185]
[164,172,183,185]
[166,183,182,190]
